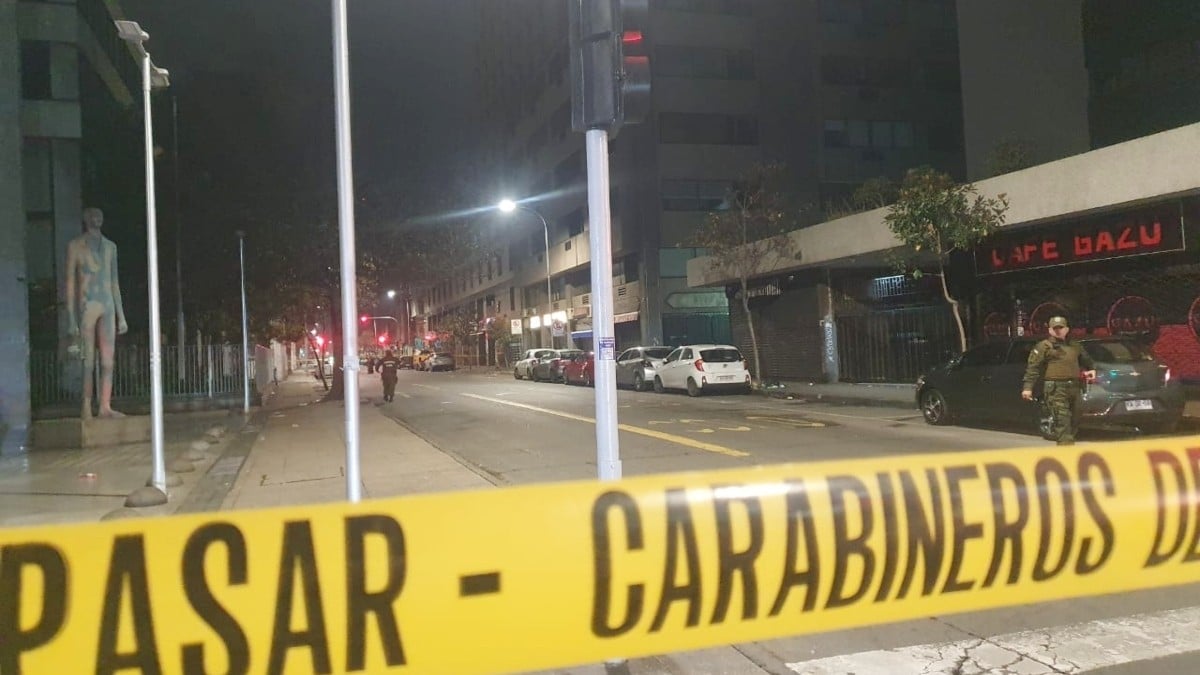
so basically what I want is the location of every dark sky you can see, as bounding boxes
[121,0,483,215]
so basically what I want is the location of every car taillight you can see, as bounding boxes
[1081,370,1096,384]
[694,359,705,371]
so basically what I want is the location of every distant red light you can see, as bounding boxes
[622,30,643,44]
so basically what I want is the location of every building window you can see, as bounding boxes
[509,286,516,311]
[661,179,732,211]
[824,119,914,149]
[659,248,703,278]
[654,45,755,80]
[659,113,758,145]
[655,0,751,16]
[20,42,52,100]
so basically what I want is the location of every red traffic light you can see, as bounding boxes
[315,335,326,347]
[360,314,370,324]
[378,335,388,345]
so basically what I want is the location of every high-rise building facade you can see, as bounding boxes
[421,0,964,358]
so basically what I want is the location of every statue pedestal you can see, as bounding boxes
[31,416,152,450]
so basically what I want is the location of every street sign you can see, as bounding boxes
[551,319,566,337]
[510,319,522,336]
[598,336,615,360]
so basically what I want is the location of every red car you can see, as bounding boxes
[561,352,594,387]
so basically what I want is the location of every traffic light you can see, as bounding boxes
[569,0,651,134]
[378,334,388,346]
[360,314,370,324]
[314,335,326,349]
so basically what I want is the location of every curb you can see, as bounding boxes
[766,391,918,409]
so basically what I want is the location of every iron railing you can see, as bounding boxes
[31,344,251,409]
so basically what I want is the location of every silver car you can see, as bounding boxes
[426,353,456,372]
[615,346,674,391]
[513,348,555,380]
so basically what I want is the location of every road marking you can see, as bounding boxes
[718,425,752,431]
[460,393,749,457]
[399,392,411,399]
[786,606,1200,675]
[746,415,827,429]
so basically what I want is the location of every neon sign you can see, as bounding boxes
[976,204,1185,274]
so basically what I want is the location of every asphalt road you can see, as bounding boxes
[376,368,1048,487]
[367,368,1200,674]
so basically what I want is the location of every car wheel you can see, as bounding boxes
[686,378,702,397]
[514,368,521,380]
[920,388,952,425]
[633,372,646,392]
[653,376,665,394]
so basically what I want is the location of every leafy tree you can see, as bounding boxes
[693,163,802,386]
[851,176,899,211]
[884,167,1009,352]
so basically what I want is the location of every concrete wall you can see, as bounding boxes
[957,0,1091,180]
[688,122,1200,287]
[1,1,31,453]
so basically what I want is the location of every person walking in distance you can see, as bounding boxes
[378,350,400,402]
[65,207,129,419]
[1022,316,1096,445]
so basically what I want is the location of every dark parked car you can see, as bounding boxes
[916,337,1184,436]
[531,349,582,382]
[398,355,414,369]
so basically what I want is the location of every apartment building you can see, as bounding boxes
[1,0,142,453]
[417,0,963,359]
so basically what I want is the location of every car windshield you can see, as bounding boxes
[643,347,673,359]
[1083,340,1155,363]
[700,348,742,362]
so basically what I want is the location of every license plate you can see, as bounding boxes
[1125,399,1154,411]
[717,375,734,382]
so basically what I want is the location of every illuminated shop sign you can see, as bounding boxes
[976,203,1186,274]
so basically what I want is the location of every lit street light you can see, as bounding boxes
[386,289,396,300]
[115,19,170,498]
[498,199,554,347]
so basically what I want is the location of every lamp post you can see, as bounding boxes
[498,199,553,347]
[115,19,170,496]
[236,231,250,414]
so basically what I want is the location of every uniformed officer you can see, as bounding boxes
[1021,316,1096,445]
[378,350,400,402]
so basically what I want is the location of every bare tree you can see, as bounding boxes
[884,167,1009,352]
[693,163,801,386]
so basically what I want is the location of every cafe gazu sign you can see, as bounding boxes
[977,203,1186,274]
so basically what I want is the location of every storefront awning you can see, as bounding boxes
[570,330,593,339]
[615,311,639,324]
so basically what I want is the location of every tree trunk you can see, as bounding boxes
[937,265,968,353]
[324,299,345,401]
[740,277,762,387]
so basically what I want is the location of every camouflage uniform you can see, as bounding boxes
[1023,336,1094,445]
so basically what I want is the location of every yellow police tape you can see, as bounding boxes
[3,437,1200,674]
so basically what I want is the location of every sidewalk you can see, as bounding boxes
[0,407,249,528]
[220,372,492,510]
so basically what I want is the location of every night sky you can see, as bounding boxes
[114,1,487,335]
[121,0,483,216]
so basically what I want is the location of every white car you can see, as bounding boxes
[513,348,556,380]
[653,344,752,396]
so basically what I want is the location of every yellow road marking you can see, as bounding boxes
[461,393,749,458]
[746,415,827,428]
[718,425,752,432]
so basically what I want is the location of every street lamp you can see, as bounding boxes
[386,289,396,300]
[498,199,554,347]
[115,19,170,497]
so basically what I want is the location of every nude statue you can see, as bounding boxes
[66,207,128,419]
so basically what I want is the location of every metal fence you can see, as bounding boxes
[836,305,958,383]
[31,344,250,409]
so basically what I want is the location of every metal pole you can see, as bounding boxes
[331,0,362,502]
[172,93,185,382]
[585,129,621,481]
[238,232,250,414]
[142,52,167,493]
[523,206,553,349]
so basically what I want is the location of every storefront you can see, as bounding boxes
[973,197,1200,382]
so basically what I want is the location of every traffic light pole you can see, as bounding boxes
[586,128,622,481]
